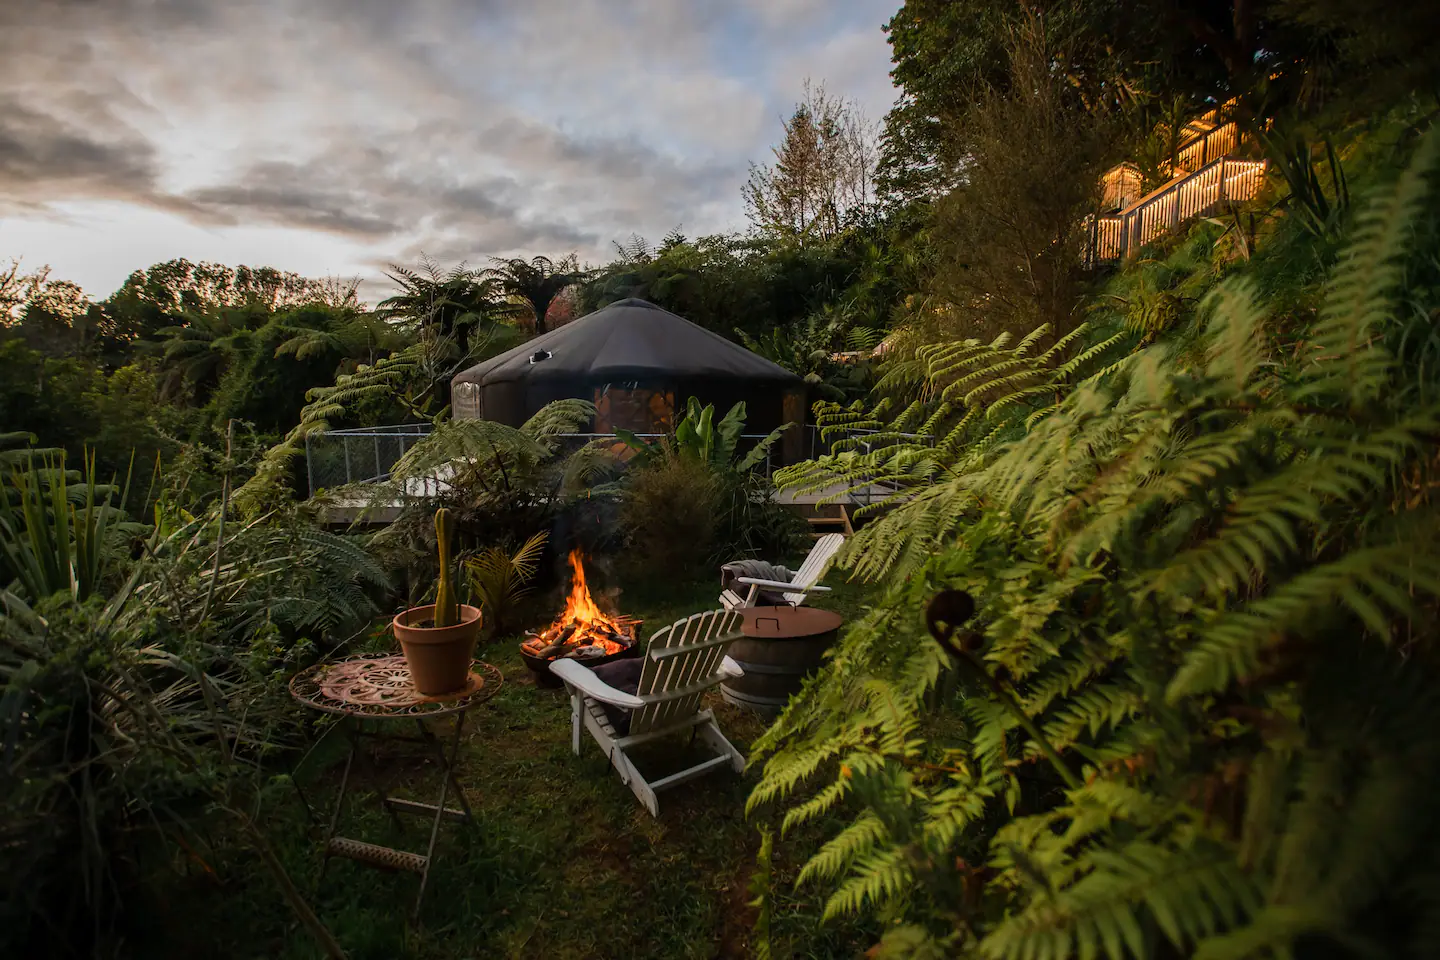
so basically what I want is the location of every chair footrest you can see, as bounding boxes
[649,754,733,792]
[327,837,428,873]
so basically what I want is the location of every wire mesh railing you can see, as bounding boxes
[305,423,433,497]
[304,424,788,497]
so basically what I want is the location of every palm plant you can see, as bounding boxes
[0,455,357,958]
[1259,131,1351,240]
[362,401,597,595]
[0,450,142,603]
[482,255,592,335]
[464,530,547,636]
[738,302,883,402]
[232,291,520,517]
[272,306,411,373]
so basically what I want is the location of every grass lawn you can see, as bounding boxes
[134,573,882,959]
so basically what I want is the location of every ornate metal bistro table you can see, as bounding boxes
[289,653,502,919]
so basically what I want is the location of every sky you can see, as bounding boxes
[0,0,901,304]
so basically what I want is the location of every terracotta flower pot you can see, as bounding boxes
[392,604,484,695]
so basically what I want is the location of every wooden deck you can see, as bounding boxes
[1087,112,1268,264]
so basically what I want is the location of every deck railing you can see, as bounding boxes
[305,423,432,496]
[1086,156,1267,263]
[304,423,786,497]
[1173,120,1242,175]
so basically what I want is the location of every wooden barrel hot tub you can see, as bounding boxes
[722,607,844,716]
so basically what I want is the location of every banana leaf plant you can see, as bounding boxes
[614,398,789,474]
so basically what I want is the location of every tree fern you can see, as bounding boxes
[751,123,1440,960]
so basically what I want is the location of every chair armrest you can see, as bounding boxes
[548,658,645,709]
[720,656,744,679]
[734,577,832,593]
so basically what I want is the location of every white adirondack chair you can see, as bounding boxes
[548,608,748,817]
[719,533,845,610]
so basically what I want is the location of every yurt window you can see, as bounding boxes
[453,381,481,420]
[594,383,675,434]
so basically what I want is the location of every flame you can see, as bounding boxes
[522,550,636,659]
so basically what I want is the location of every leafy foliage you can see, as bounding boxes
[0,450,142,602]
[361,401,597,602]
[482,255,591,335]
[752,124,1440,959]
[0,450,367,957]
[615,397,788,475]
[464,530,547,636]
[739,302,882,402]
[376,254,512,356]
[780,320,1128,581]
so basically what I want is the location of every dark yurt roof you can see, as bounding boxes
[452,298,801,388]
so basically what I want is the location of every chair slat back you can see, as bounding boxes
[629,608,744,736]
[784,533,844,605]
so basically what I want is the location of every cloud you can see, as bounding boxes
[0,95,157,208]
[0,0,899,298]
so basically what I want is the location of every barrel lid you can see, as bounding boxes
[741,606,844,639]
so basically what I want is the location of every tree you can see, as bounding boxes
[921,11,1121,344]
[743,81,879,245]
[876,0,1436,206]
[273,306,408,373]
[0,259,44,322]
[14,272,93,356]
[482,255,591,335]
[580,232,861,342]
[104,258,330,342]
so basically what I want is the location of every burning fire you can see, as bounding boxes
[521,550,638,660]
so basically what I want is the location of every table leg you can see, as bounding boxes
[411,713,472,919]
[316,719,357,887]
[349,721,407,834]
[418,714,475,822]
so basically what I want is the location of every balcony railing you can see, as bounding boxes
[1173,121,1240,174]
[1086,156,1267,264]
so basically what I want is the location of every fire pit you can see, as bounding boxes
[520,550,642,685]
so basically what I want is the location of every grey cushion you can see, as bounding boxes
[589,658,643,735]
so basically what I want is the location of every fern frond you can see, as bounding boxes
[1299,124,1440,407]
[1167,544,1440,700]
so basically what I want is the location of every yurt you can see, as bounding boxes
[451,298,807,463]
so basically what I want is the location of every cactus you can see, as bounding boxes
[433,508,459,627]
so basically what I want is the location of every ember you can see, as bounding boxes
[521,550,639,663]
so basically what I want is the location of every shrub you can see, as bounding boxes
[619,452,724,577]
